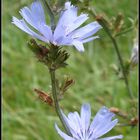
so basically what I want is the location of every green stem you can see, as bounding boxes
[41,0,55,31]
[88,8,133,99]
[100,21,133,99]
[49,69,72,136]
[115,27,134,37]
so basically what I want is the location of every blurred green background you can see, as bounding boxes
[2,0,138,140]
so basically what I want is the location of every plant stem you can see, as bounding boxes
[88,8,134,99]
[49,69,72,136]
[115,27,134,37]
[41,0,55,31]
[99,21,133,99]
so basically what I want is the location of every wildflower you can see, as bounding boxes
[55,103,123,140]
[130,41,139,66]
[12,1,102,52]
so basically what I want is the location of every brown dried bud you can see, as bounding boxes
[130,117,138,126]
[34,88,53,106]
[64,79,75,89]
[95,15,103,21]
[109,107,120,113]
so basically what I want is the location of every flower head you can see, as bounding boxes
[12,0,102,52]
[55,103,123,140]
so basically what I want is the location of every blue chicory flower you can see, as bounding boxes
[12,0,102,52]
[55,103,123,140]
[131,41,138,65]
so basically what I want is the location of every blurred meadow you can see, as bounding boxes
[2,0,138,140]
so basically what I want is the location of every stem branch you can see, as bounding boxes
[41,0,55,31]
[89,8,134,99]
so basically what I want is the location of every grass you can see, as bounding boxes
[2,0,138,140]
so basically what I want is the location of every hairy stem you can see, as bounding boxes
[49,69,72,136]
